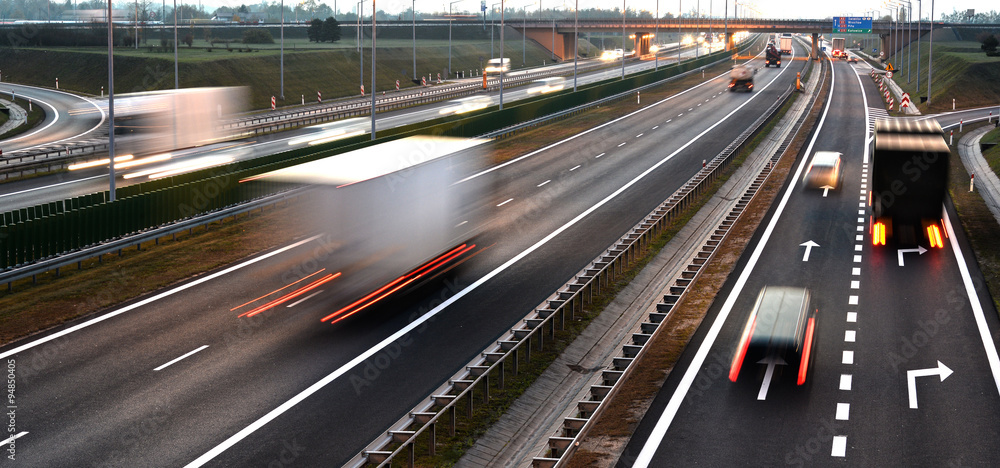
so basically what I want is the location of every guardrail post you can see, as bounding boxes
[467,389,474,418]
[483,374,489,403]
[408,442,414,468]
[498,360,505,389]
[513,348,519,375]
[449,406,456,436]
[429,422,436,456]
[525,335,531,361]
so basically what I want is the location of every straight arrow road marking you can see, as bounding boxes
[907,361,953,409]
[897,246,928,266]
[756,355,787,400]
[821,185,834,197]
[800,240,820,261]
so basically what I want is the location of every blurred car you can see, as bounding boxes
[439,95,492,115]
[729,286,817,386]
[527,77,566,95]
[803,151,843,189]
[848,56,859,63]
[484,58,510,74]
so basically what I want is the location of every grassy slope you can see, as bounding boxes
[886,33,1000,113]
[0,39,561,110]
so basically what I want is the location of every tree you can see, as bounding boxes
[307,18,323,42]
[321,16,341,42]
[981,34,999,54]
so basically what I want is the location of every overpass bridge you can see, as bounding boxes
[437,17,995,62]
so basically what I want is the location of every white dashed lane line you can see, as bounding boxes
[847,312,857,322]
[836,403,851,420]
[652,125,659,130]
[840,374,853,390]
[497,198,514,207]
[832,436,848,457]
[537,180,551,187]
[636,133,644,138]
[843,351,854,364]
[618,142,627,147]
[570,165,581,172]
[666,119,672,123]
[596,153,605,158]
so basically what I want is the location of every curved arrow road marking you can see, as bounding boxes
[907,361,953,409]
[897,246,927,266]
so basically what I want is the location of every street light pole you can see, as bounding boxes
[916,0,921,89]
[449,0,462,77]
[677,0,681,63]
[371,0,376,139]
[500,0,505,109]
[905,0,911,83]
[621,0,625,79]
[574,0,578,90]
[280,0,285,100]
[654,0,658,70]
[108,0,116,200]
[412,0,416,79]
[927,0,934,105]
[173,0,177,89]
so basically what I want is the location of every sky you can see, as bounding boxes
[197,0,996,20]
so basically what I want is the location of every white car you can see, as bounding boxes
[803,151,843,189]
[527,77,566,95]
[439,95,492,115]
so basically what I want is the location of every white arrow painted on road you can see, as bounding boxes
[757,355,787,400]
[821,185,834,197]
[800,240,820,261]
[907,361,953,409]
[897,246,928,266]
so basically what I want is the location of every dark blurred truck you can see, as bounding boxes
[728,65,755,92]
[765,44,781,67]
[870,118,951,247]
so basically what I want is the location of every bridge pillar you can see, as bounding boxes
[811,32,819,60]
[726,32,734,52]
[880,34,890,63]
[634,31,652,56]
[522,28,578,61]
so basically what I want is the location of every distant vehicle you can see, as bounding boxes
[848,56,859,63]
[831,37,846,58]
[484,58,510,74]
[729,286,817,386]
[870,119,951,247]
[600,49,626,60]
[765,44,781,67]
[779,35,793,55]
[728,65,755,92]
[803,151,843,189]
[527,77,566,95]
[439,95,492,115]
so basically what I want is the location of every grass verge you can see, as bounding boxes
[0,95,47,141]
[948,122,1000,314]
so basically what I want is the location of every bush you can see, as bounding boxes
[183,34,194,47]
[242,29,274,44]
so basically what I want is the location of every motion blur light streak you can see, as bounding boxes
[113,154,172,169]
[928,225,944,248]
[230,269,328,312]
[797,316,816,385]
[873,222,887,246]
[321,243,476,324]
[123,156,234,180]
[239,272,341,318]
[68,155,134,171]
[729,316,757,382]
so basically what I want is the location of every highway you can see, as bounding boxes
[0,37,807,466]
[621,53,1000,466]
[0,82,104,153]
[0,41,726,213]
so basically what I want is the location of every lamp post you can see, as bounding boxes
[654,0,658,70]
[359,0,364,88]
[280,0,284,100]
[412,0,416,79]
[449,0,463,77]
[573,0,578,90]
[903,0,911,83]
[173,0,177,89]
[370,0,376,139]
[926,0,934,105]
[677,0,681,64]
[500,0,505,109]
[621,0,625,79]
[108,0,116,200]
[916,0,921,89]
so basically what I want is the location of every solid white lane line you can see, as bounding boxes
[845,330,856,342]
[832,436,848,457]
[840,374,853,390]
[943,209,1000,398]
[836,403,851,420]
[0,432,28,445]
[847,312,857,322]
[0,175,105,199]
[287,291,323,308]
[537,180,551,187]
[570,165,581,171]
[0,235,324,361]
[853,65,872,164]
[154,345,209,371]
[496,198,514,207]
[843,351,855,364]
[196,53,794,468]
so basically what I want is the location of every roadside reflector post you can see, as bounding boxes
[55,77,59,89]
[971,174,975,192]
[28,99,31,112]
[637,91,640,104]
[300,95,304,105]
[953,98,956,110]
[950,130,954,145]
[703,159,706,168]
[960,119,963,132]
[101,85,104,97]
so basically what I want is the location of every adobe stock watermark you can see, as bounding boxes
[348,277,464,395]
[784,416,845,466]
[886,288,964,373]
[684,350,732,405]
[6,358,17,462]
[268,439,305,468]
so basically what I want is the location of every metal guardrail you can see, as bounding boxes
[0,187,304,288]
[348,37,783,468]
